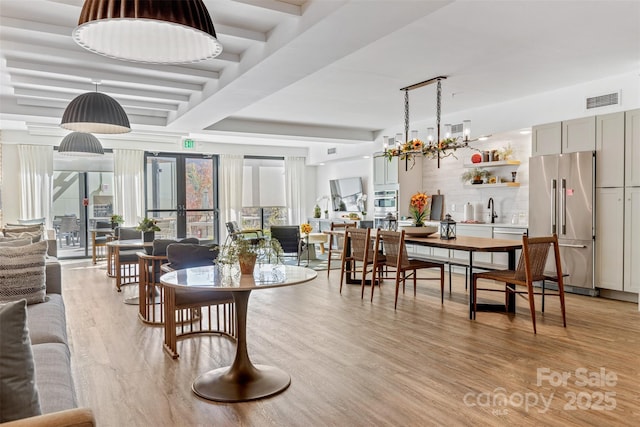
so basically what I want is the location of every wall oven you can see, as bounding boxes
[373,189,398,228]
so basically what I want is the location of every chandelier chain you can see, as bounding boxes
[404,90,410,142]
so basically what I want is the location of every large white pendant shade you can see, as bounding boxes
[59,132,105,156]
[72,0,223,64]
[61,92,131,134]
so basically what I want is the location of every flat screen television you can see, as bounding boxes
[329,177,363,212]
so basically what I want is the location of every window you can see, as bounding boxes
[241,157,286,230]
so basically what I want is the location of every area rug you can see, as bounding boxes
[282,254,339,271]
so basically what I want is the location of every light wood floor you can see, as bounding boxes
[60,259,640,426]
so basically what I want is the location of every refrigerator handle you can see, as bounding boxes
[561,178,567,235]
[551,179,557,235]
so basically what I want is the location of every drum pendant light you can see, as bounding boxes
[59,132,105,156]
[72,0,223,64]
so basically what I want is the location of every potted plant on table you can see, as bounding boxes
[136,217,161,243]
[110,214,124,229]
[217,237,284,275]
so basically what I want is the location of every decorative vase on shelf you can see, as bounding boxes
[313,205,321,218]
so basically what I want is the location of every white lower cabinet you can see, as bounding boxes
[595,188,624,291]
[624,187,640,293]
[492,227,528,268]
[453,225,492,264]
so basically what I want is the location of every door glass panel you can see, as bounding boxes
[146,157,177,210]
[146,154,218,242]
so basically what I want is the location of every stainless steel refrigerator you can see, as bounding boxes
[529,151,595,292]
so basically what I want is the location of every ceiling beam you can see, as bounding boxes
[230,0,301,16]
[13,86,189,104]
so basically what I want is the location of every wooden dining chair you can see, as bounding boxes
[371,229,445,309]
[472,234,567,334]
[326,222,356,275]
[339,227,384,298]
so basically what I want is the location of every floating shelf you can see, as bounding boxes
[463,182,521,188]
[463,160,521,168]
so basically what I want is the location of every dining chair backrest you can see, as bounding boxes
[376,230,410,268]
[152,237,199,257]
[329,222,355,248]
[515,234,557,282]
[166,243,219,270]
[347,227,373,263]
[115,226,140,240]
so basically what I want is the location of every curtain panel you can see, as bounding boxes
[219,154,244,242]
[17,145,53,229]
[113,149,144,226]
[285,156,306,225]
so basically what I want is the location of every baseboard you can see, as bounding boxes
[597,289,639,303]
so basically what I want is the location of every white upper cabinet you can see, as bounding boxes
[532,122,562,156]
[373,155,399,186]
[596,112,625,188]
[625,109,640,187]
[562,116,596,153]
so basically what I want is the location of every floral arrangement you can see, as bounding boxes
[135,217,161,232]
[381,136,470,165]
[409,192,431,226]
[300,223,313,234]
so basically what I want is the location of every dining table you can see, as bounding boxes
[405,234,523,319]
[160,263,317,403]
[326,229,523,319]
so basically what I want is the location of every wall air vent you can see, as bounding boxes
[451,123,463,134]
[586,91,620,110]
[327,147,337,155]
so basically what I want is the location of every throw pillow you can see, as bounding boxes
[2,231,42,243]
[0,238,33,247]
[0,240,47,304]
[0,299,42,422]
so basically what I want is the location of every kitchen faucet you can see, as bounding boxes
[487,198,498,223]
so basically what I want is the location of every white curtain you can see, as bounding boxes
[219,154,244,241]
[113,149,145,226]
[285,156,306,225]
[18,145,53,229]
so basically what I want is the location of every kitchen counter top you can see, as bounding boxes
[420,221,528,229]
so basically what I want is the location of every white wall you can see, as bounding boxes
[422,133,531,225]
[314,157,372,219]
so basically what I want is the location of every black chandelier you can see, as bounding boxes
[381,76,479,169]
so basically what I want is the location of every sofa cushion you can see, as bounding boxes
[27,294,67,345]
[31,343,77,414]
[0,299,42,422]
[0,240,47,304]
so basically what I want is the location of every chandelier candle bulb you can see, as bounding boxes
[463,120,471,141]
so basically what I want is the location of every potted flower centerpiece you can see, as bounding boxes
[136,217,161,243]
[398,191,438,236]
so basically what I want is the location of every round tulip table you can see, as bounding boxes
[160,264,317,402]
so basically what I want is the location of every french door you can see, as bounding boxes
[144,153,219,242]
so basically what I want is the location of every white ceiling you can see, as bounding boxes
[1,0,639,149]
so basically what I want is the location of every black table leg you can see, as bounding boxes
[506,249,516,313]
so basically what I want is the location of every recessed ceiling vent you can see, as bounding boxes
[586,91,620,110]
[327,147,337,155]
[451,123,463,134]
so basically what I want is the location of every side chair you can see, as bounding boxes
[371,229,445,309]
[339,227,384,298]
[161,243,236,359]
[136,238,198,325]
[472,234,567,334]
[326,221,356,276]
